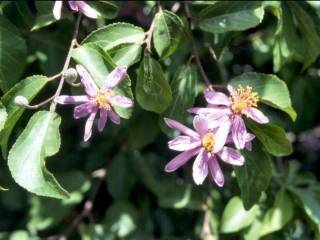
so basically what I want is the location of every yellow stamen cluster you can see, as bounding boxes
[96,91,112,110]
[230,85,259,114]
[202,132,215,152]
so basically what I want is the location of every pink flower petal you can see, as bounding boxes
[103,66,127,90]
[208,156,224,187]
[193,116,209,137]
[164,118,199,139]
[109,95,133,108]
[207,113,231,129]
[69,1,99,18]
[232,115,247,149]
[108,109,120,125]
[217,147,244,166]
[168,136,201,151]
[55,95,89,104]
[73,102,97,119]
[213,120,231,153]
[187,107,225,115]
[53,1,63,20]
[84,110,97,142]
[243,107,269,124]
[98,109,107,132]
[76,65,98,97]
[68,1,78,11]
[204,90,231,106]
[192,148,209,185]
[165,147,200,172]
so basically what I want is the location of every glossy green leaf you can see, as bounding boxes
[108,43,142,67]
[0,102,7,132]
[87,0,120,19]
[72,44,133,119]
[234,141,272,210]
[8,111,69,199]
[198,1,264,33]
[83,22,145,51]
[229,72,296,121]
[289,187,320,233]
[153,9,184,58]
[260,190,294,236]
[220,196,259,233]
[247,120,293,157]
[0,16,27,92]
[136,55,172,113]
[28,171,90,231]
[162,65,198,122]
[0,75,48,157]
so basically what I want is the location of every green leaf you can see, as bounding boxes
[220,196,259,233]
[128,111,159,149]
[153,9,184,58]
[87,1,120,19]
[0,75,48,157]
[260,190,294,236]
[229,72,296,121]
[28,171,90,231]
[72,44,133,119]
[289,187,320,233]
[0,102,7,132]
[247,120,293,157]
[8,111,69,199]
[107,154,136,201]
[83,22,145,51]
[108,43,142,67]
[234,141,272,210]
[161,65,198,122]
[31,1,56,31]
[0,16,27,92]
[198,1,264,33]
[136,55,172,113]
[286,2,320,70]
[103,202,138,238]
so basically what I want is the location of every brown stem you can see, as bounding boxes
[184,3,210,87]
[50,14,82,113]
[48,72,62,81]
[144,17,156,54]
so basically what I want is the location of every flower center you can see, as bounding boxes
[230,85,259,114]
[202,132,215,152]
[95,91,112,110]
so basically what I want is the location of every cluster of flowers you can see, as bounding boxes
[163,85,269,186]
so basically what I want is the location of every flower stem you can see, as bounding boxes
[49,13,82,113]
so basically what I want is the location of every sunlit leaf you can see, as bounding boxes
[8,111,69,199]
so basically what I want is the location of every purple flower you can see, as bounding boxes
[53,1,99,20]
[164,116,244,186]
[188,85,269,149]
[55,65,133,141]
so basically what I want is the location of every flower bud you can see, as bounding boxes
[14,96,29,107]
[64,68,78,84]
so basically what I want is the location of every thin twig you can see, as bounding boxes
[184,2,211,87]
[200,209,212,239]
[50,13,82,113]
[23,95,55,110]
[144,18,156,54]
[48,72,62,81]
[57,170,107,240]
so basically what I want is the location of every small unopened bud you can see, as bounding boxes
[14,96,29,107]
[64,68,78,84]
